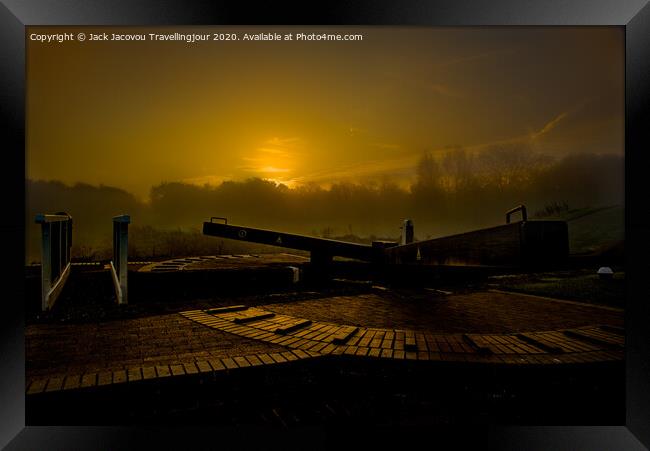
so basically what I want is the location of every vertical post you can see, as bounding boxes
[59,221,64,276]
[112,215,130,304]
[53,221,61,282]
[39,220,51,312]
[401,219,414,245]
[35,213,72,311]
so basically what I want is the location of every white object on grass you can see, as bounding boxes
[597,267,614,279]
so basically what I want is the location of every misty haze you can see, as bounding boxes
[26,147,623,263]
[26,26,624,262]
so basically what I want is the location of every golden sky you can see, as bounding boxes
[27,26,623,200]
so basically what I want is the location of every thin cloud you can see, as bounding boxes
[257,147,289,155]
[292,153,419,185]
[531,111,569,140]
[259,166,290,173]
[238,164,291,174]
[266,137,300,147]
[454,110,573,154]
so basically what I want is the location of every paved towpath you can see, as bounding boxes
[26,287,623,395]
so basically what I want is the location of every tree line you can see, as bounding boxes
[26,146,623,262]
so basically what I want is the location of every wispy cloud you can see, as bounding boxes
[258,166,290,173]
[455,110,572,155]
[292,109,573,186]
[531,111,569,140]
[241,156,258,162]
[238,163,291,173]
[257,147,289,156]
[266,137,300,147]
[292,153,419,186]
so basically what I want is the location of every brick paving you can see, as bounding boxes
[26,288,624,394]
[26,313,287,381]
[263,289,623,333]
[178,306,623,367]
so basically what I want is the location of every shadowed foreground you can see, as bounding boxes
[26,256,624,426]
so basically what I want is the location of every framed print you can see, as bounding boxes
[2,0,649,449]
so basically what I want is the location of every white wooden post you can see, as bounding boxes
[401,219,414,245]
[35,213,72,311]
[111,215,130,304]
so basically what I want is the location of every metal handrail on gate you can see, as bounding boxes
[111,215,130,305]
[35,212,72,311]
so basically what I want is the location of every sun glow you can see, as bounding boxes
[263,177,299,189]
[238,136,302,180]
[26,27,623,200]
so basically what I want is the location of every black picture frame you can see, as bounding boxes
[2,0,649,448]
